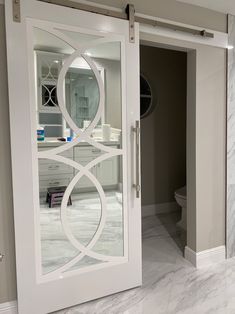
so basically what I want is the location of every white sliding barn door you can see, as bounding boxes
[5,1,141,313]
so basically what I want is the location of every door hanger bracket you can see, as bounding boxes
[126,4,135,43]
[13,0,21,22]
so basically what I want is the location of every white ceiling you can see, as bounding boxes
[177,0,235,15]
[33,28,120,61]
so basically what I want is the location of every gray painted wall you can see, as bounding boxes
[87,0,227,33]
[0,5,17,303]
[140,45,187,206]
[141,32,226,253]
[195,44,226,252]
[186,50,197,252]
[0,0,226,305]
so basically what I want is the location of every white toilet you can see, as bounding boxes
[174,186,187,230]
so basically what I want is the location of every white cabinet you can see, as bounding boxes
[39,161,73,175]
[74,157,96,188]
[74,146,118,189]
[36,51,63,113]
[38,147,73,193]
[38,144,119,193]
[39,175,73,193]
[96,158,118,186]
[36,51,65,139]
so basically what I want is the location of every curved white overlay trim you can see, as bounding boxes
[35,25,125,278]
[57,51,104,138]
[40,153,124,278]
[34,26,123,156]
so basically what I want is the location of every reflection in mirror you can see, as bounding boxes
[92,157,123,257]
[55,29,102,46]
[38,152,123,274]
[84,42,122,145]
[39,158,78,274]
[65,57,102,131]
[34,29,122,144]
[33,27,125,275]
[65,256,105,272]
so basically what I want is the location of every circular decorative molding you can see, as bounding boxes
[140,74,154,119]
[36,26,126,278]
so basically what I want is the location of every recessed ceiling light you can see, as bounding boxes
[85,52,92,56]
[54,60,59,63]
[228,45,234,50]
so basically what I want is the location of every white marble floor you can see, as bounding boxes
[54,212,235,314]
[40,191,123,274]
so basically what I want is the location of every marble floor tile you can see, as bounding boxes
[40,191,123,274]
[54,213,235,314]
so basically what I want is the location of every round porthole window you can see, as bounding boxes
[140,74,154,119]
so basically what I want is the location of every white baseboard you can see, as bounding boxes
[184,245,226,268]
[0,301,17,314]
[142,202,179,217]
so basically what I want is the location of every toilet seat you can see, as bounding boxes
[174,185,187,230]
[175,186,186,200]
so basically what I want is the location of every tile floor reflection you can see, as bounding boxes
[54,212,235,314]
[40,191,123,274]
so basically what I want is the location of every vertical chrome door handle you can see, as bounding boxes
[132,121,141,198]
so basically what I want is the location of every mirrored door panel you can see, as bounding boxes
[33,25,126,279]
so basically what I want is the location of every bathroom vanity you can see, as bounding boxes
[36,50,122,194]
[38,140,120,193]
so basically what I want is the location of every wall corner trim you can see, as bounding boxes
[184,245,226,268]
[0,301,17,314]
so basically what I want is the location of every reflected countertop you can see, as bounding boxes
[37,138,120,147]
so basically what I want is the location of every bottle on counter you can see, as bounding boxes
[37,125,45,141]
